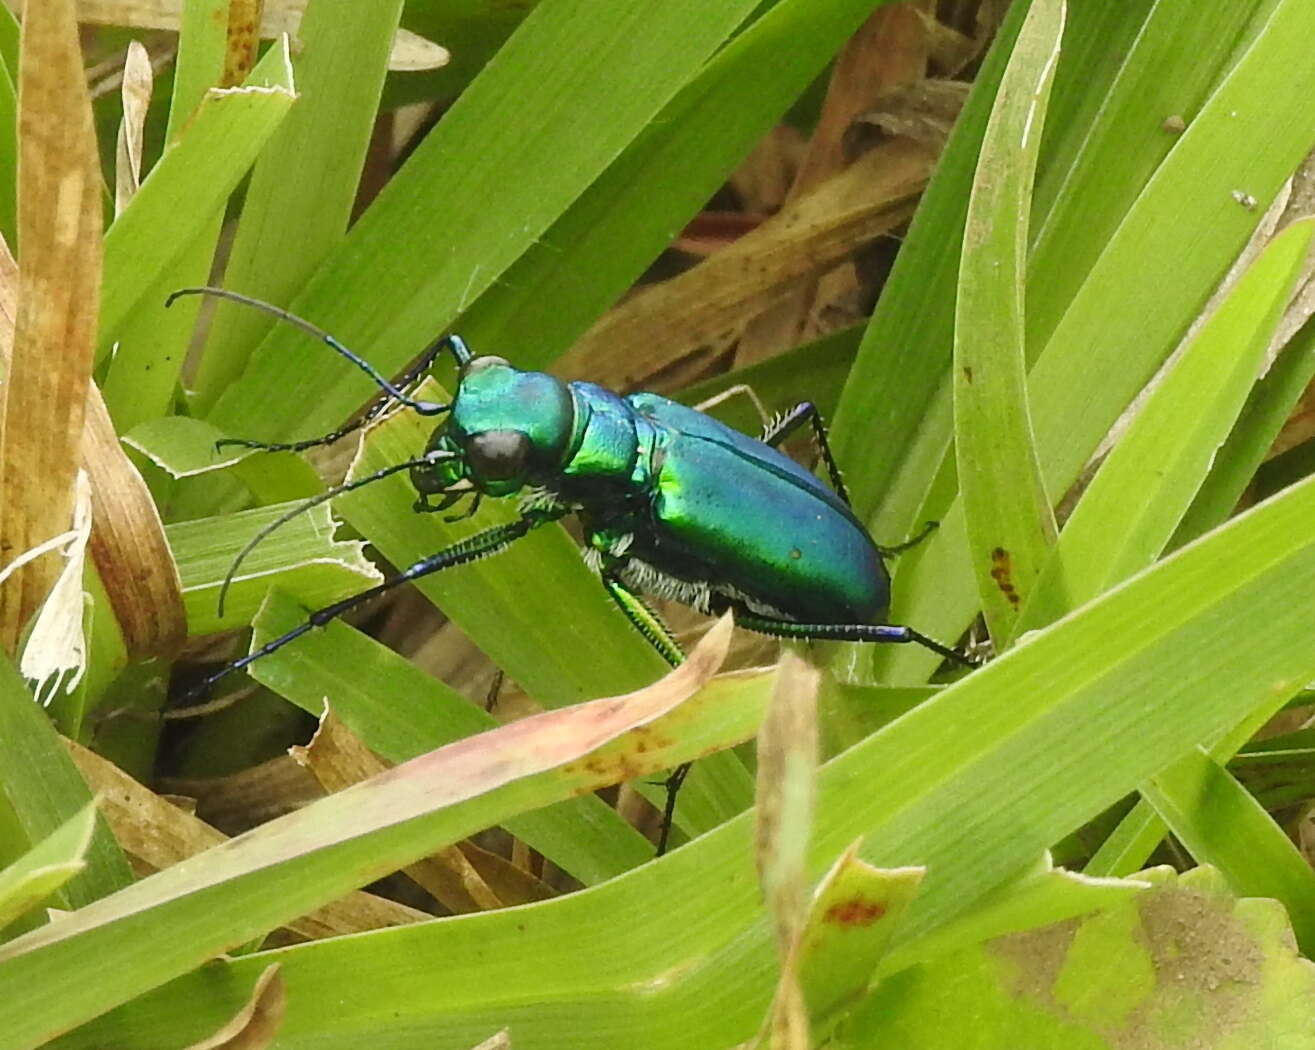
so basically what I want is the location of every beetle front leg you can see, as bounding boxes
[187,515,545,700]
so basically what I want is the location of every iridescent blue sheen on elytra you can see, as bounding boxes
[410,358,889,626]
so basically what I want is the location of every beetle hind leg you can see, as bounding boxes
[732,608,975,668]
[760,401,852,507]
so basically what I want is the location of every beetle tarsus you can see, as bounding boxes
[656,762,691,856]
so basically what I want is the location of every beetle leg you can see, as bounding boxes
[185,515,549,700]
[876,519,939,556]
[598,572,690,854]
[599,573,684,669]
[760,401,852,508]
[731,608,976,668]
[693,383,771,428]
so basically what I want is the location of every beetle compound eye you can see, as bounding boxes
[469,429,530,481]
[463,355,511,374]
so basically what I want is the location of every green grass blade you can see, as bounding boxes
[97,39,295,364]
[0,655,131,909]
[189,2,404,411]
[96,0,233,445]
[1027,0,1274,349]
[165,501,381,635]
[46,466,1315,1050]
[0,631,767,1048]
[0,802,95,931]
[455,0,899,374]
[1018,217,1315,632]
[248,591,656,884]
[201,0,768,456]
[954,0,1063,645]
[829,1,1027,524]
[1139,749,1315,953]
[877,0,1315,684]
[1175,314,1315,544]
[676,324,861,434]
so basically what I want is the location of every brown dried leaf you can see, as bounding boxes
[67,0,449,72]
[851,78,971,150]
[114,39,152,215]
[738,4,933,365]
[556,140,933,391]
[752,653,820,1050]
[81,385,186,659]
[67,738,428,937]
[291,709,504,913]
[0,0,102,652]
[162,754,324,835]
[457,839,556,906]
[182,963,284,1050]
[728,125,807,216]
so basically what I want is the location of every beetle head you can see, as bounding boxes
[410,354,574,499]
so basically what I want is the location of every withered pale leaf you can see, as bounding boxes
[182,963,284,1050]
[113,39,152,215]
[81,385,186,660]
[467,1031,511,1050]
[752,653,820,1050]
[0,0,102,651]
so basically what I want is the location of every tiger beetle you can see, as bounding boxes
[168,287,970,851]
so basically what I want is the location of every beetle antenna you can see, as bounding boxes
[166,287,460,415]
[217,450,455,617]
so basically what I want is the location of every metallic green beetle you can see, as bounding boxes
[407,340,961,669]
[171,287,963,697]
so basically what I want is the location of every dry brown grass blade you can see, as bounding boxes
[114,39,152,215]
[161,754,325,834]
[181,963,284,1050]
[555,138,934,392]
[751,652,821,1050]
[290,708,508,914]
[736,3,932,366]
[81,386,186,660]
[65,1,449,72]
[0,0,102,653]
[457,838,556,905]
[0,233,19,478]
[66,738,428,937]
